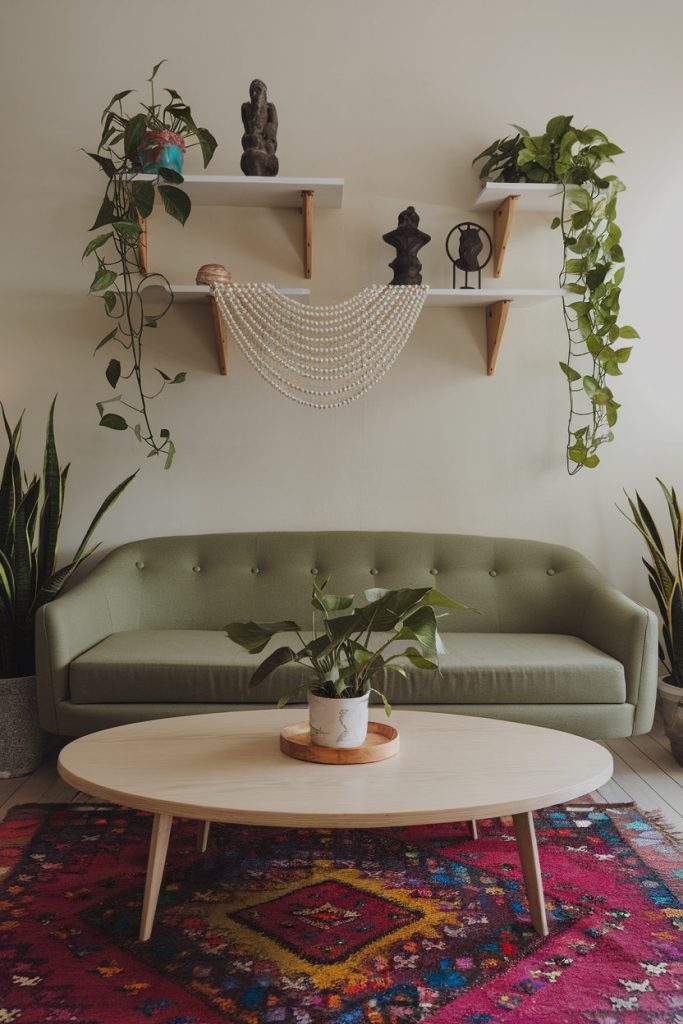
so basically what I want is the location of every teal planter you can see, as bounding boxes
[139,130,185,176]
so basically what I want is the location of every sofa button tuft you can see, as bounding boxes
[547,568,556,576]
[310,567,318,575]
[251,567,260,575]
[369,568,378,576]
[429,568,438,576]
[192,565,201,573]
[135,561,144,569]
[489,569,497,578]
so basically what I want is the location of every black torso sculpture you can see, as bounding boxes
[241,79,279,176]
[383,207,431,285]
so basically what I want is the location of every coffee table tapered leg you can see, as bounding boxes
[196,820,210,853]
[468,820,478,840]
[512,811,548,937]
[139,813,173,941]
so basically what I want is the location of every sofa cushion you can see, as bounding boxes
[69,630,626,706]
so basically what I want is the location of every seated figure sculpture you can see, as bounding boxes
[240,79,279,176]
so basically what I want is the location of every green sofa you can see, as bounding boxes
[35,531,658,739]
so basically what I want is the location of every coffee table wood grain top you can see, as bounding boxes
[59,710,612,941]
[59,709,611,826]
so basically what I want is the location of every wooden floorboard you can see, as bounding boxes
[2,721,682,834]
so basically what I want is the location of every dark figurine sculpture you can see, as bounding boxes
[445,221,492,288]
[240,79,279,176]
[383,207,431,285]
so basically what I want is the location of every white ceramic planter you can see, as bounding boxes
[657,676,683,730]
[308,691,370,748]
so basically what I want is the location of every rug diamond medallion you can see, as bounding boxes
[231,878,422,963]
[0,803,681,1023]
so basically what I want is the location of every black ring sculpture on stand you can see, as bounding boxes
[445,222,492,289]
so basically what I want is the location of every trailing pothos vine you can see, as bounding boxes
[474,115,639,474]
[84,61,216,468]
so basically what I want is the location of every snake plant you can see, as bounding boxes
[621,480,683,688]
[0,399,136,678]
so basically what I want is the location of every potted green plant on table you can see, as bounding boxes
[0,400,136,777]
[226,578,469,749]
[621,480,683,764]
[86,60,217,468]
[473,115,639,476]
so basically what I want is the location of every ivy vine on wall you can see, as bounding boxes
[474,115,639,474]
[84,62,216,468]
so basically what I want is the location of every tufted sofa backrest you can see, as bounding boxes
[89,532,607,636]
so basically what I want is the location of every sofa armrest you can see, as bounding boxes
[578,586,658,735]
[35,577,115,733]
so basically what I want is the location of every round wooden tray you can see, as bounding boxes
[280,720,400,764]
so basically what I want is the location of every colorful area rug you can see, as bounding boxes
[0,804,681,1023]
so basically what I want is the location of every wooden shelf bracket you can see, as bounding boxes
[209,296,228,375]
[486,299,511,376]
[492,195,519,278]
[302,190,313,279]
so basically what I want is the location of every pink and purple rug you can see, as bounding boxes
[0,803,681,1022]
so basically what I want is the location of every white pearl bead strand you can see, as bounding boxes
[212,283,428,408]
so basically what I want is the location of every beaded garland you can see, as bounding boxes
[212,282,428,408]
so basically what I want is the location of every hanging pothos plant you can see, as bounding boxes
[474,115,639,474]
[84,60,217,468]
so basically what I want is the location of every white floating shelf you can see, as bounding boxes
[133,175,343,280]
[132,174,344,209]
[140,283,309,377]
[140,283,310,304]
[474,181,562,212]
[426,288,564,308]
[472,183,563,279]
[138,284,562,379]
[425,288,565,376]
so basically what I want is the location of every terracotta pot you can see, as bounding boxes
[308,691,370,749]
[0,675,44,778]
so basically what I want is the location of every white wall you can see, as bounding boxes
[1,0,681,607]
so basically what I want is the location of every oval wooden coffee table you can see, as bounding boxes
[58,709,613,941]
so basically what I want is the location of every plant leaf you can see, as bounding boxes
[148,59,167,81]
[158,185,191,225]
[123,112,148,161]
[90,196,116,231]
[90,268,117,293]
[94,328,118,353]
[225,620,302,654]
[131,180,155,218]
[99,413,128,431]
[195,127,218,167]
[105,358,121,388]
[113,220,141,240]
[249,645,297,687]
[82,232,113,259]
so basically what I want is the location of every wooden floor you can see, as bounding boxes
[2,715,683,832]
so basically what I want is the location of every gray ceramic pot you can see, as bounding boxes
[0,675,44,778]
[666,704,683,768]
